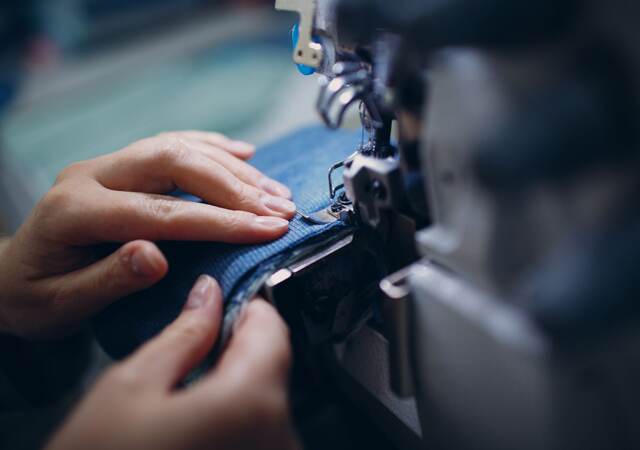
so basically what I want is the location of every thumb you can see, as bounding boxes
[120,275,223,391]
[48,240,168,323]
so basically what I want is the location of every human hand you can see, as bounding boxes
[46,275,300,450]
[0,131,295,339]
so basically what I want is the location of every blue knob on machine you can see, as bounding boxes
[291,23,316,76]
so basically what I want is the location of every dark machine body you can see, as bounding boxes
[266,1,640,449]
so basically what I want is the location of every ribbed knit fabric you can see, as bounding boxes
[93,126,361,359]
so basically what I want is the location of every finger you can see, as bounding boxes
[121,275,223,390]
[187,138,292,199]
[95,142,296,219]
[204,299,291,390]
[77,191,290,244]
[178,130,256,160]
[168,299,294,447]
[46,240,168,325]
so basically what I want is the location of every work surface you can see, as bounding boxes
[0,8,321,449]
[0,7,319,232]
[0,8,387,450]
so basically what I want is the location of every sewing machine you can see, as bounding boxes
[265,1,640,449]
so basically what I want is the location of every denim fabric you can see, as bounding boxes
[93,126,361,359]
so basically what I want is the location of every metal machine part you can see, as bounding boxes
[275,0,324,68]
[409,0,640,448]
[274,0,640,449]
[409,260,640,450]
[343,152,405,230]
[271,1,427,447]
[263,232,379,347]
[379,267,415,398]
[261,231,423,449]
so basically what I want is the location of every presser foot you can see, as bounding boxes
[298,192,356,225]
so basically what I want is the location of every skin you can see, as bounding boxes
[46,276,300,450]
[0,131,300,449]
[0,130,295,339]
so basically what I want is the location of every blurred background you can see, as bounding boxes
[0,2,345,449]
[0,0,320,232]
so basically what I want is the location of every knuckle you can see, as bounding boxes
[142,198,184,238]
[224,210,253,230]
[97,251,129,291]
[40,186,72,214]
[146,197,181,220]
[155,134,190,165]
[233,180,259,210]
[54,161,87,184]
[35,187,75,232]
[37,186,95,239]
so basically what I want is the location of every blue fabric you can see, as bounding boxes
[93,126,361,359]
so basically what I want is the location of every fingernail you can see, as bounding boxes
[232,140,255,153]
[130,246,161,277]
[185,275,216,310]
[254,216,290,228]
[260,178,292,199]
[262,195,296,216]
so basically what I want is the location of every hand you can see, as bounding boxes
[0,131,296,339]
[46,276,300,450]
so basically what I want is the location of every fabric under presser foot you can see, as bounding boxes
[93,126,361,360]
